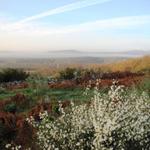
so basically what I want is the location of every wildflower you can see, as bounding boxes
[5,144,11,149]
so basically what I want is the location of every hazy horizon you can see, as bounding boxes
[0,49,149,59]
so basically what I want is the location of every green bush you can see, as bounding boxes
[59,68,76,80]
[59,68,82,80]
[0,68,29,83]
[4,103,17,113]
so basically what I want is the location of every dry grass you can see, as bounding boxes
[26,55,150,76]
[103,55,150,72]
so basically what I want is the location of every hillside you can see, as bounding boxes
[104,55,150,73]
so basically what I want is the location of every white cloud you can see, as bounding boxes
[45,15,150,34]
[1,15,150,36]
[4,15,149,35]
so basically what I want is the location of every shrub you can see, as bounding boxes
[4,103,17,113]
[59,68,79,80]
[27,81,150,150]
[0,68,29,83]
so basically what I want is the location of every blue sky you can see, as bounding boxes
[0,0,150,52]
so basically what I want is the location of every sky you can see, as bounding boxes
[0,0,150,52]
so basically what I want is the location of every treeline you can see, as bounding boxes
[0,68,29,83]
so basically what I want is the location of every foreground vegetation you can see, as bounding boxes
[0,59,149,150]
[5,81,150,150]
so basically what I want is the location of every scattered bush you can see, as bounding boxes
[0,68,29,83]
[59,68,81,80]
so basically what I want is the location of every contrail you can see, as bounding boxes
[16,0,111,24]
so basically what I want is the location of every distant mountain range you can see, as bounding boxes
[0,50,149,68]
[0,50,149,58]
[47,50,150,58]
[123,50,150,55]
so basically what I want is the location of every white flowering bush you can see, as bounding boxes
[27,81,150,150]
[5,142,32,150]
[5,143,22,150]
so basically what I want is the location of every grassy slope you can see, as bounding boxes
[104,55,150,72]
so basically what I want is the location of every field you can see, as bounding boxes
[0,56,150,150]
